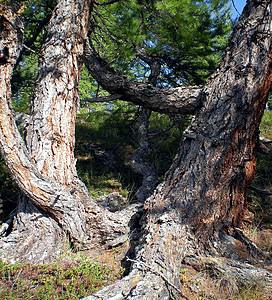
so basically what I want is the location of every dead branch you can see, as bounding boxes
[83,94,122,103]
[249,186,272,196]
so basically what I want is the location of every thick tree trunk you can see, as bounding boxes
[84,1,272,298]
[0,1,91,263]
[0,1,139,263]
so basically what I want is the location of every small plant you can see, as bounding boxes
[0,257,121,299]
[260,110,272,139]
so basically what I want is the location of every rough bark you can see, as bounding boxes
[0,1,90,258]
[26,0,90,187]
[0,6,65,263]
[0,1,140,263]
[84,1,272,298]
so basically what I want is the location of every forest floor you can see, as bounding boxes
[0,109,271,299]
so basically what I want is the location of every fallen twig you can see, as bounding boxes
[249,186,272,196]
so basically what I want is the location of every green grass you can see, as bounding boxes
[233,278,268,300]
[0,258,120,300]
[78,171,134,199]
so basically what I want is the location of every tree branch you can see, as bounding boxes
[83,94,122,103]
[95,0,122,5]
[83,40,204,114]
[249,185,272,196]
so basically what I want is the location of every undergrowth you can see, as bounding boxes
[0,257,121,300]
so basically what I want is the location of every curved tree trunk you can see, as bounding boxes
[0,1,139,263]
[84,1,272,298]
[130,53,160,202]
[0,0,91,263]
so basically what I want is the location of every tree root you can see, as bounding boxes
[85,202,143,248]
[81,225,272,300]
[200,256,272,291]
[233,228,271,263]
[126,257,190,300]
[0,199,67,264]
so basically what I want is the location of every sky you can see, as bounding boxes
[231,0,247,18]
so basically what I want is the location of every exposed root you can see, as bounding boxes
[201,256,272,291]
[0,199,66,264]
[234,227,271,263]
[126,256,190,300]
[85,202,143,248]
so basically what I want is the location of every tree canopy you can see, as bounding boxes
[10,0,232,112]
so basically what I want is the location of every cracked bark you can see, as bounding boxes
[83,1,272,298]
[0,1,140,263]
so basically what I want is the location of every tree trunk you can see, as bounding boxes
[84,1,272,298]
[131,108,158,202]
[130,51,160,202]
[0,1,139,263]
[0,0,92,263]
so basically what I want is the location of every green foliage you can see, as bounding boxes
[89,0,232,86]
[75,106,187,195]
[0,157,18,224]
[75,108,141,199]
[250,147,272,227]
[11,54,38,112]
[10,0,56,112]
[0,258,120,299]
[267,94,272,110]
[260,110,272,139]
[148,112,190,174]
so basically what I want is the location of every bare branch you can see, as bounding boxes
[83,94,122,103]
[23,44,39,56]
[249,186,272,196]
[95,0,121,5]
[231,0,241,16]
[148,118,191,137]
